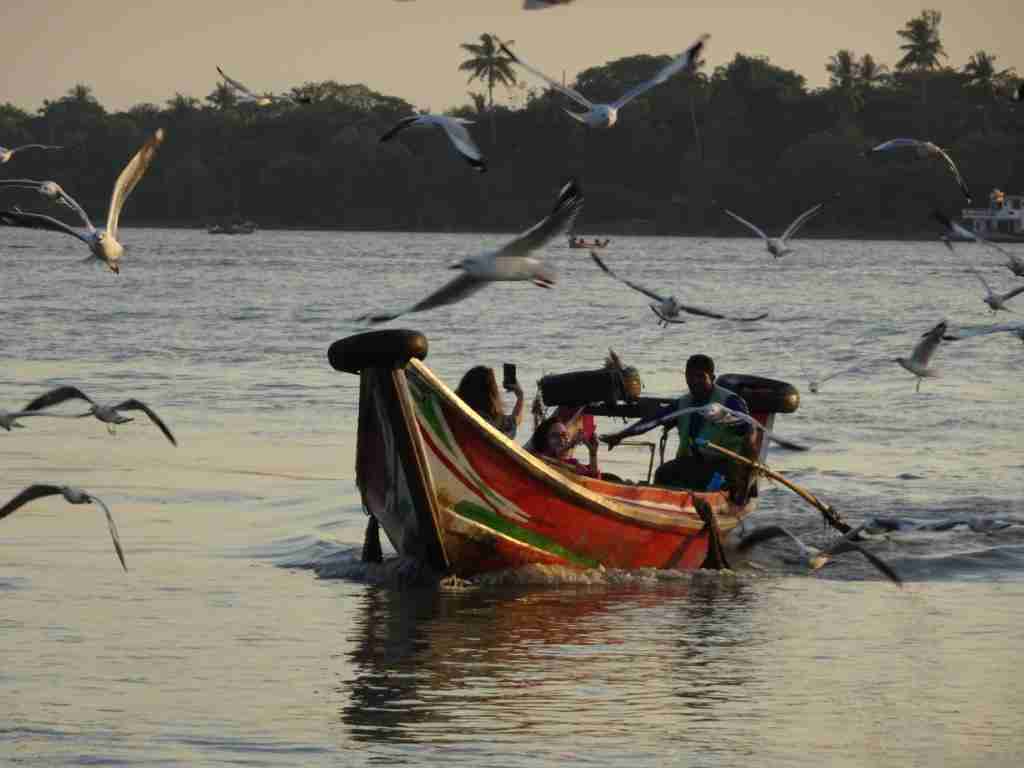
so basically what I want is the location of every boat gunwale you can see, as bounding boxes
[404,358,747,534]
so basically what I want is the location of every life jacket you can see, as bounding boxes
[675,385,747,459]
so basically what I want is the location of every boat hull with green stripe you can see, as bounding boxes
[334,331,778,578]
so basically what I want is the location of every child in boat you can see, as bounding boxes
[456,365,525,438]
[528,413,600,478]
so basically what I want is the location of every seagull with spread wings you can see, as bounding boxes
[216,65,279,106]
[23,385,177,445]
[0,144,62,164]
[736,523,902,585]
[590,251,767,326]
[0,484,126,570]
[723,203,824,258]
[0,129,164,273]
[867,138,971,203]
[963,258,1024,312]
[931,210,1019,276]
[499,34,707,128]
[379,114,486,172]
[944,320,1024,343]
[359,180,583,324]
[895,320,947,392]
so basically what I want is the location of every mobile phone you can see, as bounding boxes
[502,363,517,392]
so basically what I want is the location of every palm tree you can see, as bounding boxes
[826,49,863,121]
[458,33,517,141]
[857,54,889,89]
[896,10,947,72]
[895,9,946,108]
[963,50,1015,134]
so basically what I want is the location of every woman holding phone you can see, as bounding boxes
[455,365,525,438]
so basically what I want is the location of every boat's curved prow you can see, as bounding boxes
[328,329,428,374]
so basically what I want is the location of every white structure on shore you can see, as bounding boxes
[960,189,1024,239]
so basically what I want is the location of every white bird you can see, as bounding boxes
[0,129,164,274]
[867,138,971,203]
[523,0,575,7]
[23,385,177,445]
[0,484,126,570]
[216,66,278,106]
[807,364,863,394]
[736,524,902,585]
[943,320,1024,343]
[932,210,1015,265]
[590,251,768,326]
[602,403,791,448]
[723,203,824,258]
[895,320,946,392]
[0,178,90,220]
[379,114,486,172]
[0,144,62,164]
[962,257,1024,312]
[359,180,583,324]
[499,34,708,128]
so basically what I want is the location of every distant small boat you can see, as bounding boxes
[208,220,257,235]
[568,236,610,249]
[956,189,1024,242]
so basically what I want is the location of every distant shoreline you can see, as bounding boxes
[126,221,1023,244]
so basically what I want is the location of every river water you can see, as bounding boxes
[2,228,1023,766]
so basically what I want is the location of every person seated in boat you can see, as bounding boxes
[528,414,601,478]
[603,354,757,495]
[456,365,525,438]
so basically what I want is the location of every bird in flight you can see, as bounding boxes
[0,484,126,570]
[498,34,708,128]
[380,114,486,172]
[359,180,583,324]
[723,203,824,258]
[589,251,767,325]
[0,129,164,273]
[895,319,947,392]
[867,138,971,203]
[0,144,62,164]
[23,385,177,445]
[736,523,902,585]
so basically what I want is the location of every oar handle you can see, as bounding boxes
[699,439,851,534]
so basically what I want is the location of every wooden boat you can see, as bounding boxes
[329,330,799,578]
[568,236,611,249]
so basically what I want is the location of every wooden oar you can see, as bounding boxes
[699,439,851,534]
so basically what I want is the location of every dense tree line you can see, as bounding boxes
[1,11,1021,237]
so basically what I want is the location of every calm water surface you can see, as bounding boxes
[2,228,1023,766]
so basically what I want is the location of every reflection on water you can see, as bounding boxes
[3,229,1024,766]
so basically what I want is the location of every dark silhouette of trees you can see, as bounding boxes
[0,20,1021,239]
[458,33,517,142]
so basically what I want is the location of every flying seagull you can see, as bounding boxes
[943,320,1024,343]
[601,403,792,449]
[962,256,1024,312]
[359,181,582,324]
[736,524,902,586]
[0,144,62,164]
[380,114,486,172]
[216,66,279,106]
[23,385,177,445]
[895,320,946,392]
[931,209,1014,263]
[523,0,575,7]
[867,138,971,203]
[590,251,768,325]
[499,34,708,128]
[0,129,164,273]
[723,203,824,258]
[0,484,126,570]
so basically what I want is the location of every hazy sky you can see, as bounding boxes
[1,1,1018,114]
